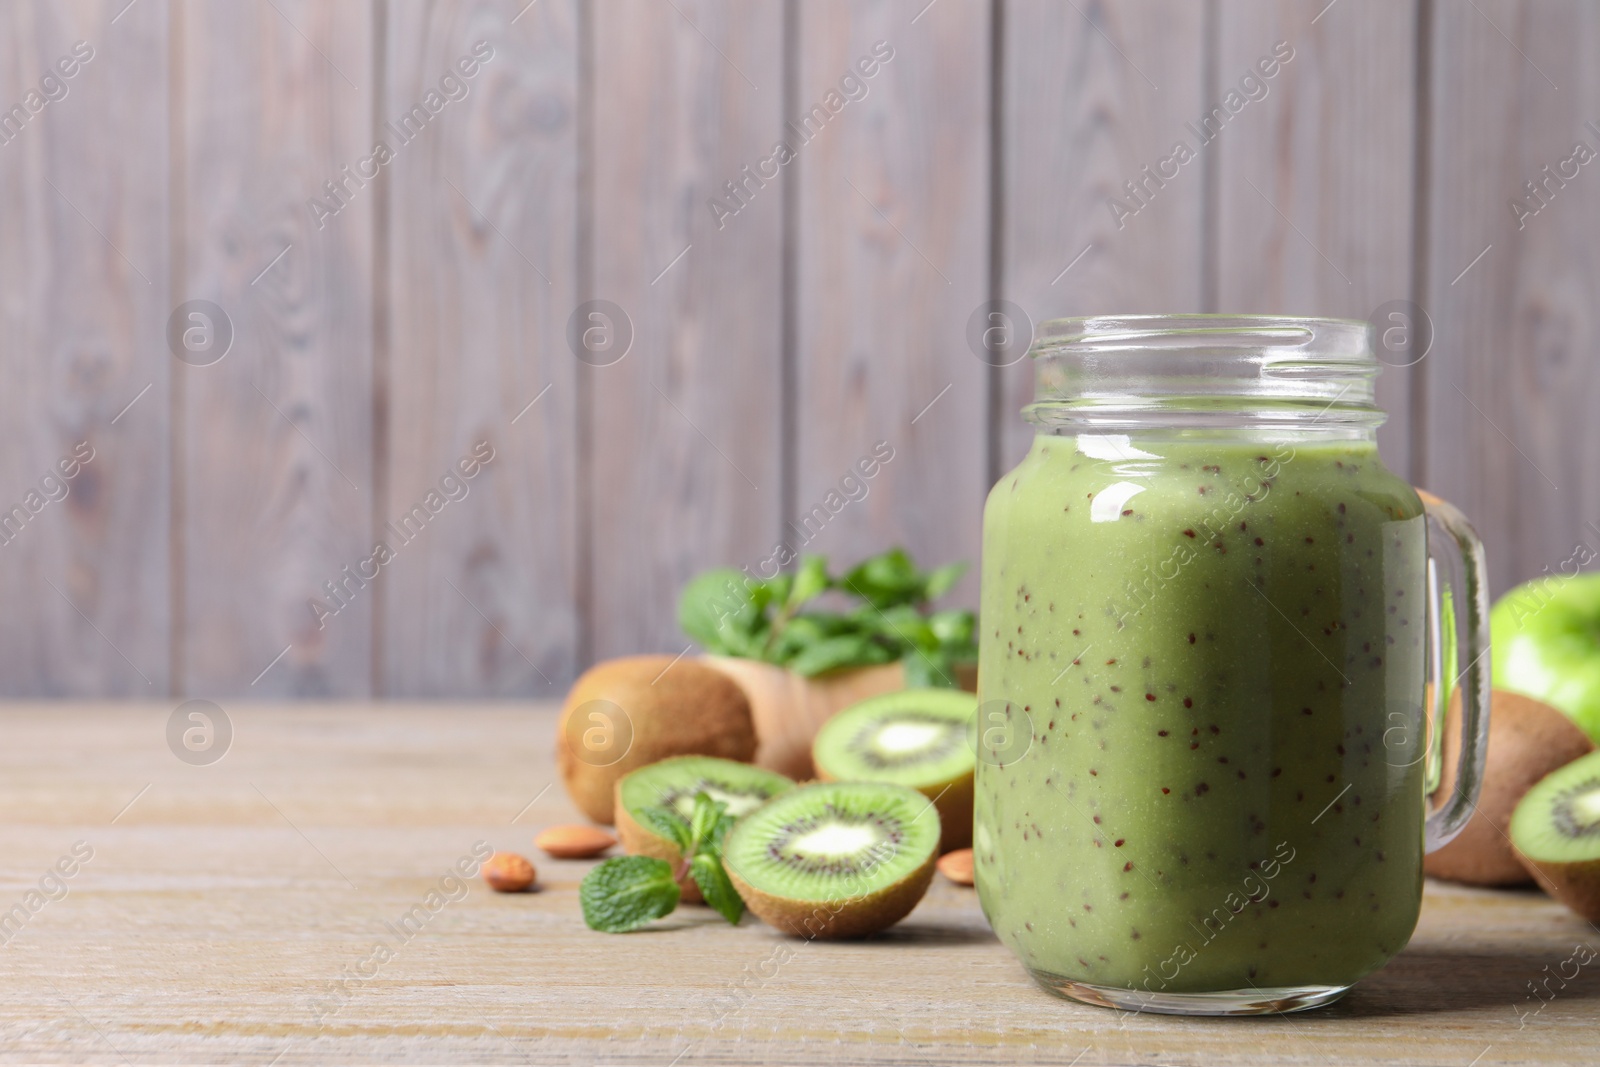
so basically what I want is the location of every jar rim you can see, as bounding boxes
[1024,314,1384,432]
[1030,314,1373,362]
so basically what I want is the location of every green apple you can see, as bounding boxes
[1492,572,1600,742]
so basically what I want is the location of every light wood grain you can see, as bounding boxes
[1214,0,1420,479]
[4,1,1600,693]
[382,0,580,695]
[0,702,1591,1065]
[997,0,1207,473]
[0,0,171,695]
[1421,0,1600,599]
[179,0,375,695]
[588,0,785,660]
[794,0,990,609]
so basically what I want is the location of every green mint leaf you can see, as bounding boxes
[873,604,936,649]
[580,856,681,933]
[688,791,729,851]
[640,806,693,851]
[759,575,792,612]
[867,546,917,580]
[720,621,775,662]
[928,609,975,647]
[900,654,935,688]
[690,852,746,926]
[711,811,738,851]
[788,555,830,609]
[838,563,886,608]
[769,616,825,657]
[802,612,858,635]
[784,633,886,677]
[923,561,966,601]
[902,649,956,689]
[771,613,862,659]
[842,548,923,609]
[678,568,757,653]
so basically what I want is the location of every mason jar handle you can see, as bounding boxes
[1418,489,1491,852]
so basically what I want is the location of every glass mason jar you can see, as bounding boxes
[974,316,1489,1016]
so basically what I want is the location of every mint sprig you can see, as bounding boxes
[580,792,745,932]
[677,548,977,686]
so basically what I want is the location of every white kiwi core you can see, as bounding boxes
[871,721,949,757]
[791,821,885,859]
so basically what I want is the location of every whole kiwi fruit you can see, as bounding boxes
[556,656,757,824]
[1425,689,1594,886]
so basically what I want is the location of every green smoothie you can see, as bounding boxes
[975,432,1428,998]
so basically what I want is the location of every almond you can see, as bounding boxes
[937,848,974,886]
[535,824,617,860]
[483,852,536,892]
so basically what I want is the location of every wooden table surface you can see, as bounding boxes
[0,703,1593,1065]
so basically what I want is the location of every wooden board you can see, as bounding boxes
[382,0,581,695]
[793,0,990,609]
[1213,0,1421,479]
[0,0,171,695]
[179,0,375,696]
[587,0,785,660]
[1421,0,1600,598]
[0,702,1591,1065]
[997,0,1207,473]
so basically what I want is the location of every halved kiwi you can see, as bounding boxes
[722,780,940,939]
[1510,750,1600,921]
[614,756,795,903]
[811,688,975,852]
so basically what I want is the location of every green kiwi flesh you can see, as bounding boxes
[1510,749,1600,921]
[812,688,975,851]
[614,756,795,903]
[722,780,940,938]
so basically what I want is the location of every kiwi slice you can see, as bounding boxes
[1510,750,1600,921]
[811,688,976,852]
[722,780,940,939]
[614,756,795,903]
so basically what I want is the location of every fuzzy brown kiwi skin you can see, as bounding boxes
[556,656,756,825]
[726,849,937,939]
[935,774,974,852]
[814,762,972,854]
[1514,851,1600,922]
[613,781,704,904]
[1426,691,1595,886]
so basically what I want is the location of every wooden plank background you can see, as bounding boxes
[589,0,785,664]
[382,0,581,696]
[180,0,376,698]
[0,0,171,696]
[0,0,1594,697]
